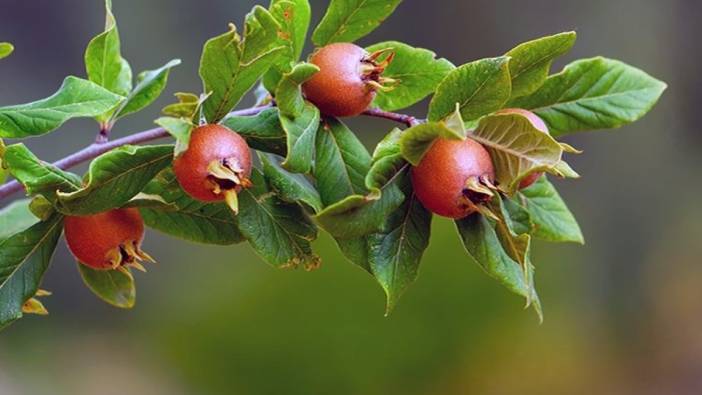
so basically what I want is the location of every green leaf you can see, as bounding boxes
[501,196,533,236]
[366,128,406,193]
[223,108,287,155]
[77,264,135,309]
[140,168,245,245]
[312,0,403,46]
[0,199,39,242]
[315,183,404,239]
[366,41,454,111]
[0,77,124,138]
[0,42,14,60]
[368,172,431,313]
[55,145,173,215]
[399,120,465,166]
[509,57,667,137]
[506,31,576,98]
[276,62,319,117]
[237,169,320,269]
[279,104,320,173]
[155,117,194,156]
[428,56,512,122]
[84,0,132,98]
[260,152,322,213]
[0,214,63,329]
[314,119,405,239]
[162,92,206,121]
[274,63,321,173]
[314,118,371,205]
[270,0,311,60]
[470,113,564,194]
[455,213,541,319]
[519,176,584,244]
[115,59,181,119]
[336,237,370,272]
[2,144,81,202]
[0,142,7,185]
[200,8,288,123]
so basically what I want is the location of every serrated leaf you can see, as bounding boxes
[84,0,132,98]
[270,0,311,60]
[237,169,320,269]
[0,199,39,242]
[399,120,465,166]
[312,0,403,46]
[77,263,135,308]
[368,172,431,313]
[428,56,512,122]
[2,144,81,202]
[115,59,181,119]
[509,57,667,137]
[366,41,455,111]
[0,42,14,60]
[0,214,63,329]
[0,77,124,138]
[260,152,322,213]
[140,168,245,245]
[506,31,576,98]
[55,145,173,215]
[519,176,583,244]
[455,213,541,319]
[471,113,564,194]
[200,7,288,123]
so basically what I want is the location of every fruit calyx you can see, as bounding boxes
[205,157,253,214]
[360,48,397,92]
[105,239,155,273]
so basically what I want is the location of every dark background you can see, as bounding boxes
[1,0,700,394]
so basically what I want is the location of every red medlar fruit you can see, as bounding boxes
[495,108,549,189]
[65,208,153,271]
[411,138,496,219]
[173,124,252,213]
[303,43,394,117]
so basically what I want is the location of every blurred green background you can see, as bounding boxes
[1,0,700,394]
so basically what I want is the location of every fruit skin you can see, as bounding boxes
[496,108,549,189]
[411,138,496,219]
[65,208,146,270]
[303,43,377,117]
[173,124,252,203]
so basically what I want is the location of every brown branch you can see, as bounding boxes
[0,104,421,201]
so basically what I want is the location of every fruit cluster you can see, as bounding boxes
[0,0,665,329]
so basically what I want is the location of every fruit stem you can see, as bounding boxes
[362,108,422,127]
[0,103,423,201]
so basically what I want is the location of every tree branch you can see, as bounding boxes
[0,105,421,201]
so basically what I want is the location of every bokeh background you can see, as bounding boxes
[1,0,700,394]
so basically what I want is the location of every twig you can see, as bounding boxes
[0,104,421,201]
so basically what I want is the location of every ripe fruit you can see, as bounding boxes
[303,43,394,117]
[173,124,252,213]
[65,208,153,271]
[411,138,496,219]
[496,108,549,189]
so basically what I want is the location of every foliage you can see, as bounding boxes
[0,0,666,329]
